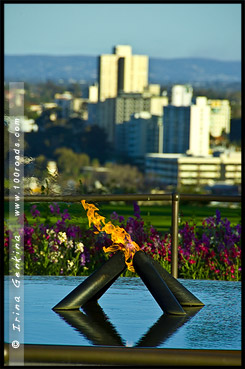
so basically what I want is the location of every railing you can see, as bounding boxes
[4,193,241,278]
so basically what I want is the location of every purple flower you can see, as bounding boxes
[133,201,141,219]
[39,223,47,234]
[201,233,210,245]
[30,205,40,218]
[80,253,86,266]
[49,203,60,215]
[61,209,71,221]
[215,209,221,224]
[217,242,225,252]
[235,224,241,235]
[18,213,28,224]
[110,211,119,221]
[66,225,81,238]
[56,220,65,229]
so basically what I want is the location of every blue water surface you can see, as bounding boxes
[4,276,241,350]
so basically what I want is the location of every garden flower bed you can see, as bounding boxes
[4,202,241,281]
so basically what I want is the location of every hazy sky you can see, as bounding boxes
[4,3,241,61]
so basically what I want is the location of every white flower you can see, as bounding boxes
[75,242,84,253]
[67,260,74,270]
[50,253,58,263]
[58,232,67,244]
[67,240,74,248]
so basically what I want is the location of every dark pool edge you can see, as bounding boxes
[4,344,242,366]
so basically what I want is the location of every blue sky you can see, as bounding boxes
[4,3,241,61]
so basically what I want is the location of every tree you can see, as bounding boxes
[54,147,90,178]
[67,82,82,97]
[104,163,144,193]
[32,155,48,179]
[76,124,113,163]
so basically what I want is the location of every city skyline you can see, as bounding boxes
[4,3,241,62]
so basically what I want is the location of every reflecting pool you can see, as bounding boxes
[4,276,241,350]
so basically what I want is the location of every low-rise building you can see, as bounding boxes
[29,104,42,115]
[145,151,241,188]
[8,116,38,133]
[88,83,98,103]
[54,91,73,119]
[41,102,58,110]
[72,98,88,120]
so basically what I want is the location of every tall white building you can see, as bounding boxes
[208,99,231,138]
[98,45,148,101]
[163,96,210,156]
[189,97,210,156]
[171,84,193,106]
[98,54,118,101]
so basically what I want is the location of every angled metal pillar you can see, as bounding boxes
[53,251,126,310]
[149,256,204,306]
[133,251,186,315]
[171,192,179,278]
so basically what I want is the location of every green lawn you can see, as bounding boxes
[4,200,241,235]
[96,202,241,234]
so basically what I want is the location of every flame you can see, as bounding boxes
[82,200,140,272]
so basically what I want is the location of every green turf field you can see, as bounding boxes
[5,200,241,235]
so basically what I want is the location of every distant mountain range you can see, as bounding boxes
[4,54,241,85]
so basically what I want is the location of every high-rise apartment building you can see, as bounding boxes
[115,93,151,124]
[97,93,150,143]
[98,54,118,102]
[98,45,148,101]
[163,106,191,154]
[163,96,210,156]
[208,99,231,138]
[115,112,162,159]
[189,97,210,156]
[96,98,116,143]
[97,90,168,143]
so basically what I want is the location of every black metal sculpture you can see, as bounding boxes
[53,250,204,314]
[53,201,204,314]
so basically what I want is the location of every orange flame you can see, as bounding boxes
[82,200,140,272]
